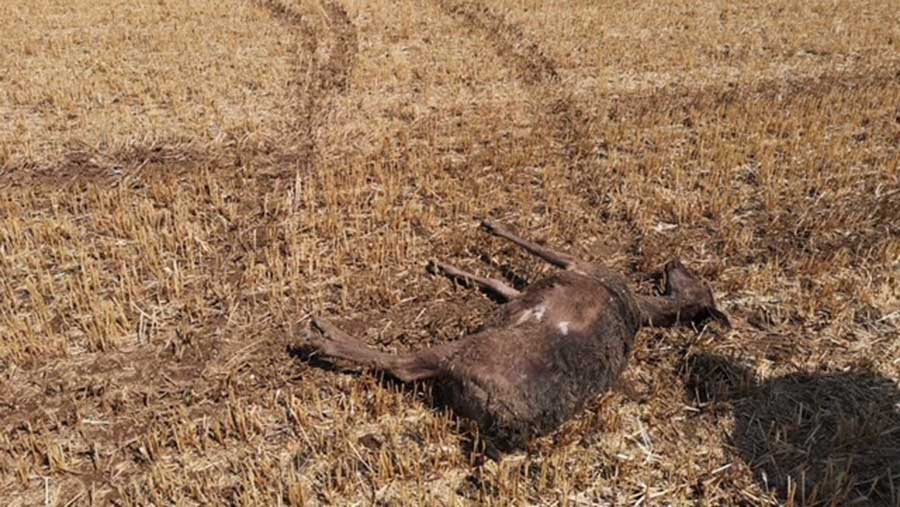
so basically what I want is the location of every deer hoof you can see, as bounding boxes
[481,219,505,235]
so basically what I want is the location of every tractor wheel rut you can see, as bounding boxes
[258,0,358,178]
[434,0,642,254]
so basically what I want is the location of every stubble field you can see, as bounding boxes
[1,0,899,505]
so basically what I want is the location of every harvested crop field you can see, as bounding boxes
[1,0,898,505]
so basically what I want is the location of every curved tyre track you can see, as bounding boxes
[0,1,358,502]
[259,0,358,176]
[436,1,591,182]
[435,0,641,249]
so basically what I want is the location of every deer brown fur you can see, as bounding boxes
[306,220,730,451]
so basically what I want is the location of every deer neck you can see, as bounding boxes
[635,294,701,328]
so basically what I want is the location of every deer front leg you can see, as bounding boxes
[481,220,584,271]
[308,317,443,382]
[428,260,521,302]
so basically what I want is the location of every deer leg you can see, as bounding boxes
[308,317,442,382]
[428,260,521,302]
[481,220,583,271]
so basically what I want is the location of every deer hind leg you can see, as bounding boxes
[481,220,584,271]
[308,317,440,382]
[428,260,521,302]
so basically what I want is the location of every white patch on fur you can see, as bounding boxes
[558,321,569,335]
[533,303,546,321]
[515,309,533,325]
[514,303,548,325]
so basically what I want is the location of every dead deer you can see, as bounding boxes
[306,220,730,451]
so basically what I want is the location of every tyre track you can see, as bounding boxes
[1,0,358,187]
[259,0,358,176]
[437,1,591,162]
[435,0,642,253]
[1,1,358,500]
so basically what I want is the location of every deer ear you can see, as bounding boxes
[707,307,732,330]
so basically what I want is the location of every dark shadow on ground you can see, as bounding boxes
[683,353,900,506]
